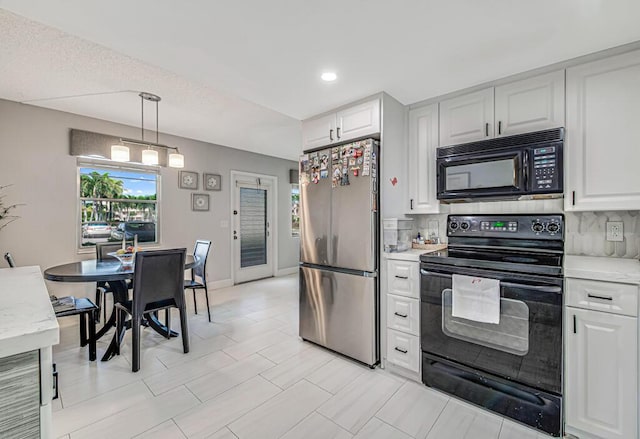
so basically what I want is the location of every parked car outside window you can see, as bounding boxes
[110,221,156,242]
[82,222,112,238]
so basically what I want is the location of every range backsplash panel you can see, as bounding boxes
[410,199,640,259]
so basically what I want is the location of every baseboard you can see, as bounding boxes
[207,279,234,290]
[276,267,298,277]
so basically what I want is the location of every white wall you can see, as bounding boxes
[0,99,300,297]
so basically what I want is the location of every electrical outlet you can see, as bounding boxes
[606,221,624,242]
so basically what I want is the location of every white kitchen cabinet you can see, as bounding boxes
[494,70,565,137]
[439,88,494,146]
[386,328,420,373]
[302,99,380,149]
[565,49,640,211]
[384,256,421,379]
[301,113,336,150]
[407,103,440,214]
[565,307,637,439]
[439,71,565,147]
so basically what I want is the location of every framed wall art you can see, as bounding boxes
[179,171,198,190]
[204,173,222,191]
[191,193,210,211]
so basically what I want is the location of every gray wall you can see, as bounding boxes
[0,99,300,297]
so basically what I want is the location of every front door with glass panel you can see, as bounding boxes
[233,174,274,283]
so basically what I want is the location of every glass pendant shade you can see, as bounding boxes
[168,152,185,168]
[141,148,159,165]
[111,144,130,162]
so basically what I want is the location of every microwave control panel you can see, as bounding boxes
[532,144,562,192]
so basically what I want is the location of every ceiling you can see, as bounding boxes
[2,1,640,160]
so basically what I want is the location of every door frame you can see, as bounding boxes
[230,170,278,285]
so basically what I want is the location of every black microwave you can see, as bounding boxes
[436,128,564,202]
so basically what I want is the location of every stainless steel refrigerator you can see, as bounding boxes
[299,139,379,367]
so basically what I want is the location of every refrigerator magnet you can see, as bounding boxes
[348,157,356,167]
[320,155,329,170]
[320,169,329,179]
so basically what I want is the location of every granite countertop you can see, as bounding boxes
[564,255,640,284]
[0,266,59,358]
[383,245,447,262]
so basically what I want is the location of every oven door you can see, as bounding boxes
[437,149,526,200]
[420,264,562,394]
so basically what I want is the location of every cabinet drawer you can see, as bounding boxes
[386,329,420,373]
[387,294,419,335]
[566,278,638,317]
[387,260,419,298]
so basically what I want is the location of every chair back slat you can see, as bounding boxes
[192,240,211,281]
[133,248,186,315]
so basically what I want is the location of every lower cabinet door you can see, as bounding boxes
[565,307,637,439]
[386,328,420,373]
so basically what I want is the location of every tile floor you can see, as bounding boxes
[52,274,554,439]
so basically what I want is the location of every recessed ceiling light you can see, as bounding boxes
[321,72,337,82]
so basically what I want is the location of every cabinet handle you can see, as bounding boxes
[485,122,489,137]
[498,121,502,135]
[395,275,408,279]
[587,293,613,301]
[573,314,577,334]
[410,199,414,210]
[572,191,576,206]
[336,127,341,139]
[394,312,408,318]
[329,129,334,141]
[394,347,408,354]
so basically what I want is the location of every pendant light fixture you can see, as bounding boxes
[109,91,184,167]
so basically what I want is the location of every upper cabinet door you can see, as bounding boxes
[302,113,337,150]
[336,99,381,143]
[407,104,440,214]
[565,50,640,211]
[494,70,565,137]
[439,88,494,146]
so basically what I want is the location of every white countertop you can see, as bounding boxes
[0,266,59,358]
[564,255,640,284]
[383,246,446,262]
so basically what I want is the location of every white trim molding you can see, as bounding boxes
[276,267,298,277]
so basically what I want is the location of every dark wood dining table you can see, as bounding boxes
[44,254,199,361]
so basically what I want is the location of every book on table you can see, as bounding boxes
[50,295,76,312]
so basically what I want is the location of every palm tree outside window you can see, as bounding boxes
[78,163,159,248]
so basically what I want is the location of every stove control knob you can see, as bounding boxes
[531,221,545,233]
[547,222,560,234]
[449,221,459,231]
[460,221,470,231]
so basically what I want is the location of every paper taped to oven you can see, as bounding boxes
[451,274,500,324]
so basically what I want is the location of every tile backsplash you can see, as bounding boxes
[408,198,640,259]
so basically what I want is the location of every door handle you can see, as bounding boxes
[394,347,408,354]
[394,312,408,318]
[395,275,409,279]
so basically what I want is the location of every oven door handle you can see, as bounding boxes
[420,269,561,293]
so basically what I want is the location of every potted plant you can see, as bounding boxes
[0,184,22,231]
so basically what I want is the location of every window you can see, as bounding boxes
[291,184,300,237]
[78,162,159,248]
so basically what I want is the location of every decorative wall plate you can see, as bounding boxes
[192,193,210,211]
[179,171,198,190]
[204,173,221,191]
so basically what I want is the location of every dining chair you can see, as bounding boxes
[115,248,189,372]
[4,255,98,360]
[184,240,212,322]
[95,242,132,322]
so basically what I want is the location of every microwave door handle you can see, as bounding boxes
[522,150,529,189]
